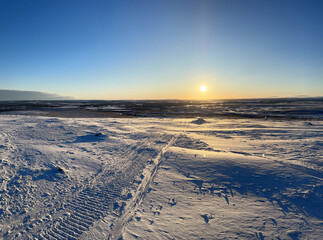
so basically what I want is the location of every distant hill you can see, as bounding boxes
[0,89,72,101]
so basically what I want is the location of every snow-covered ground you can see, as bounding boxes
[0,115,322,239]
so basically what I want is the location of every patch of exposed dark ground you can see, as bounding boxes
[0,98,322,120]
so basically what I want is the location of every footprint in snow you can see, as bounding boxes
[201,214,214,224]
[168,198,177,207]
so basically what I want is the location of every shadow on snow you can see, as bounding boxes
[171,157,323,220]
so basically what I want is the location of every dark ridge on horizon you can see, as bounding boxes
[0,98,322,120]
[0,89,72,101]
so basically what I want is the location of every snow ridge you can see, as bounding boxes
[108,135,178,240]
[30,133,175,240]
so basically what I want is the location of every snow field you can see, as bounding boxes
[0,115,322,239]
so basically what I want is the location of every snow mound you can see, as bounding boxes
[191,118,207,125]
[73,133,107,143]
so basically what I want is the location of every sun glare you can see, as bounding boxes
[200,85,207,92]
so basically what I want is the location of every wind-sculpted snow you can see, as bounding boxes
[170,154,323,220]
[0,116,322,239]
[123,150,323,239]
[0,116,175,239]
[173,135,213,151]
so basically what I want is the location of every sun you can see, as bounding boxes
[200,85,207,92]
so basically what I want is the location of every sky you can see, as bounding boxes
[0,0,322,100]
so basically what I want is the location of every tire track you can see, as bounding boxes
[108,134,178,240]
[32,133,174,240]
[7,133,161,239]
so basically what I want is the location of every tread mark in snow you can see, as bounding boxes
[32,133,175,240]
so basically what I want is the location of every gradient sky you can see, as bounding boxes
[1,0,322,100]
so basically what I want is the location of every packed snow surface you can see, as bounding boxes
[0,115,322,239]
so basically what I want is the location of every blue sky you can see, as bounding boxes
[0,0,322,99]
